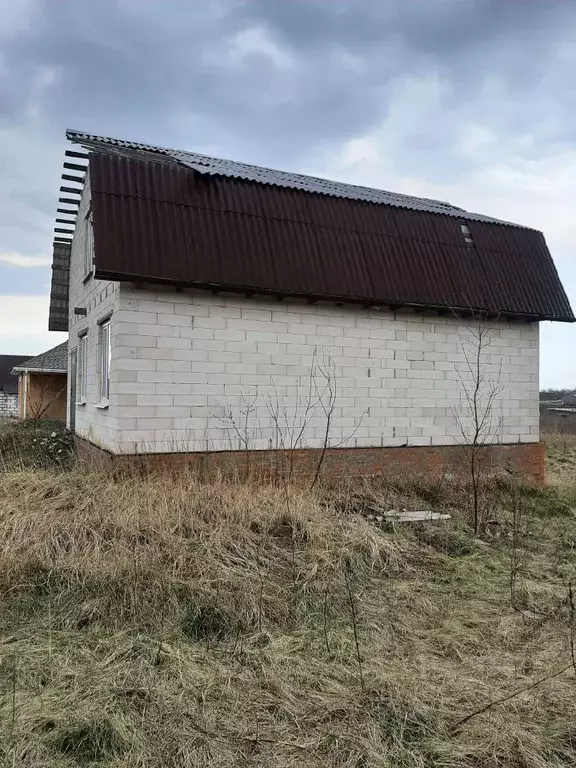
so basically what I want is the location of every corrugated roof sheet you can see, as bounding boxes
[67,129,516,225]
[49,130,573,324]
[13,342,68,373]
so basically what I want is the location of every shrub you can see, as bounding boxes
[0,419,75,470]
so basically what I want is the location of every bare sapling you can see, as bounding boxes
[453,314,503,534]
[343,559,364,692]
[214,392,259,480]
[264,356,321,484]
[568,582,576,675]
[310,356,338,489]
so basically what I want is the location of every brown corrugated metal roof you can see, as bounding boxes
[65,130,519,226]
[51,131,574,324]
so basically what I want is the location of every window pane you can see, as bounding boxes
[76,340,81,399]
[100,321,111,400]
[77,335,87,402]
[82,336,87,400]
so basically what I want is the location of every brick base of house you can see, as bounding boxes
[75,438,546,485]
[0,392,18,419]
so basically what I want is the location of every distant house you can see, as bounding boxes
[539,390,576,434]
[45,130,574,481]
[0,355,29,418]
[11,342,68,421]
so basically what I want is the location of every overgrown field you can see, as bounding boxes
[0,427,576,767]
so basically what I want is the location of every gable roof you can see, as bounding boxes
[12,342,68,374]
[0,355,29,394]
[48,130,574,331]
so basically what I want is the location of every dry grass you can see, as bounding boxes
[0,440,575,766]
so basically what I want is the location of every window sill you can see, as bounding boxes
[95,400,109,410]
[76,400,86,407]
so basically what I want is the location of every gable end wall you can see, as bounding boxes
[66,170,119,451]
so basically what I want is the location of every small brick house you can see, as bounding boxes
[11,343,68,421]
[47,130,574,481]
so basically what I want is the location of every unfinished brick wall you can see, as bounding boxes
[76,439,546,485]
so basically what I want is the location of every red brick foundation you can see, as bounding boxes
[76,438,546,485]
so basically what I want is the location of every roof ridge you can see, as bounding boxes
[66,129,526,228]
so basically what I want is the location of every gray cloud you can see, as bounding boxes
[0,0,575,381]
[0,0,393,160]
[0,0,572,205]
[0,0,574,213]
[1,0,569,157]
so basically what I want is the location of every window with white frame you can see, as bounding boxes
[77,333,87,403]
[85,211,94,276]
[99,319,111,403]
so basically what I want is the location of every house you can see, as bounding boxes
[47,130,574,481]
[11,342,68,421]
[0,355,29,418]
[539,390,576,435]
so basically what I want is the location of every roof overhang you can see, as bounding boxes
[95,269,571,323]
[48,145,89,331]
[11,367,67,375]
[46,130,574,326]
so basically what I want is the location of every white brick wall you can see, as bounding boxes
[0,392,18,418]
[67,172,120,452]
[76,284,538,454]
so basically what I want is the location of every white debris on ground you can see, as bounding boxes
[363,508,451,523]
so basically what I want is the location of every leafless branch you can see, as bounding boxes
[568,582,576,675]
[452,662,573,732]
[343,561,364,692]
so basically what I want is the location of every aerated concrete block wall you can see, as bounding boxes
[82,284,538,455]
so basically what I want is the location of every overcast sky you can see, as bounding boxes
[1,0,575,387]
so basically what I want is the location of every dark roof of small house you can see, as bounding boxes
[0,355,29,394]
[48,130,574,331]
[12,342,68,374]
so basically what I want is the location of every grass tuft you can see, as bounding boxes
[413,523,477,556]
[52,719,125,763]
[181,603,244,641]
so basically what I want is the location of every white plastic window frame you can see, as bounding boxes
[76,333,88,404]
[97,318,111,407]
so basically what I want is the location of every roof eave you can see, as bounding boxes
[11,367,67,375]
[94,268,576,324]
